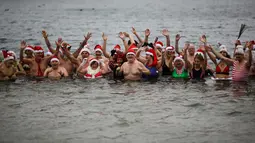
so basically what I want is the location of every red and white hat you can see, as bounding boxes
[94,45,103,53]
[50,56,59,62]
[195,49,205,59]
[219,45,228,53]
[129,43,138,50]
[145,49,158,67]
[80,44,91,54]
[34,46,44,53]
[24,45,34,52]
[166,46,175,52]
[2,50,15,61]
[114,44,121,51]
[235,45,244,54]
[126,48,136,56]
[155,41,163,49]
[173,55,184,63]
[7,51,16,59]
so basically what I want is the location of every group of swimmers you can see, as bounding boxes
[0,28,254,82]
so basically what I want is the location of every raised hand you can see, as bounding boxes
[20,40,26,49]
[42,30,48,38]
[246,41,253,50]
[235,39,241,46]
[205,44,212,52]
[131,27,137,35]
[102,32,107,41]
[200,35,207,43]
[162,29,169,36]
[57,38,63,44]
[55,41,61,48]
[176,34,181,41]
[123,32,129,37]
[118,32,125,40]
[84,32,92,41]
[145,29,150,37]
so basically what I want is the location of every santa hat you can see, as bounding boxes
[235,46,244,54]
[126,48,136,56]
[94,45,103,53]
[155,41,163,49]
[166,46,175,52]
[219,45,228,53]
[145,49,158,67]
[50,56,59,62]
[173,55,184,63]
[7,51,16,59]
[34,46,44,53]
[46,51,52,56]
[89,58,100,65]
[114,44,121,51]
[80,45,91,54]
[129,43,138,50]
[24,45,34,52]
[2,50,15,61]
[195,49,205,59]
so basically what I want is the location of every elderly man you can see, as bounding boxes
[119,48,150,81]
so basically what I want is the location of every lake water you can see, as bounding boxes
[0,0,255,142]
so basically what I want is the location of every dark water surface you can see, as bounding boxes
[0,0,255,142]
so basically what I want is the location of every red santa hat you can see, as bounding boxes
[145,49,158,67]
[24,45,34,52]
[195,49,205,59]
[166,46,175,52]
[114,44,121,51]
[34,46,44,53]
[50,56,59,62]
[7,51,16,59]
[129,43,138,50]
[155,41,164,49]
[2,50,15,61]
[126,48,136,56]
[94,45,103,53]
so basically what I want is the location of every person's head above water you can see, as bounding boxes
[94,45,103,57]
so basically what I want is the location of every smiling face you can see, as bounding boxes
[90,61,99,70]
[235,53,244,61]
[25,50,33,57]
[174,59,184,69]
[126,54,135,63]
[95,51,102,57]
[50,60,59,69]
[4,59,15,68]
[81,51,90,58]
[220,51,227,57]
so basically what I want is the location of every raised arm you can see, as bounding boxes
[19,41,32,64]
[162,29,170,46]
[61,42,80,66]
[245,41,253,69]
[208,45,234,66]
[144,29,150,43]
[72,32,92,58]
[42,30,56,54]
[135,47,147,64]
[175,34,181,55]
[119,32,129,53]
[102,32,110,58]
[205,47,217,65]
[132,27,144,44]
[184,45,192,71]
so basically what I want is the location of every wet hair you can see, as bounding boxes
[194,54,204,62]
[91,61,98,66]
